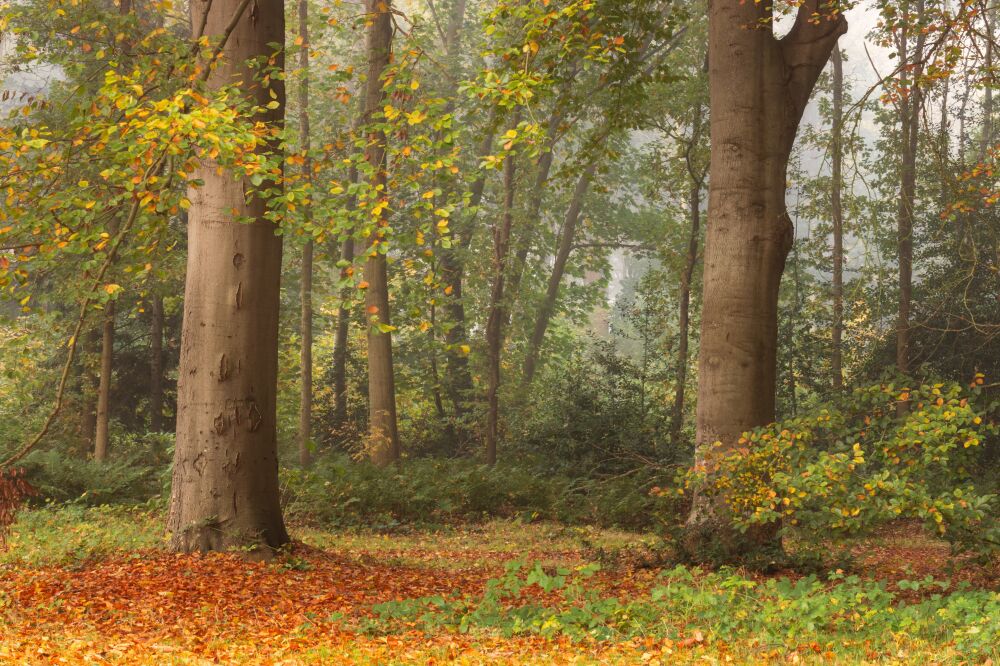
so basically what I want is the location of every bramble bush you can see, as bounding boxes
[670,379,999,555]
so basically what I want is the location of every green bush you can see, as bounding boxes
[675,380,999,556]
[20,431,171,505]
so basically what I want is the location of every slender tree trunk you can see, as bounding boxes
[506,108,564,312]
[980,8,994,160]
[521,160,597,386]
[441,119,497,417]
[896,0,926,381]
[298,0,314,468]
[332,234,355,430]
[80,329,99,453]
[168,0,289,554]
[670,170,702,447]
[485,118,519,466]
[685,0,845,562]
[362,0,400,466]
[831,46,845,391]
[332,106,364,432]
[150,294,164,431]
[94,300,114,462]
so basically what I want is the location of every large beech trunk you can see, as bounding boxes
[94,301,114,462]
[298,0,314,468]
[686,0,845,561]
[168,0,289,554]
[362,0,400,466]
[831,47,844,391]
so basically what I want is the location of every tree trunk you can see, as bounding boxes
[362,0,400,466]
[685,0,845,563]
[332,107,364,432]
[150,294,164,432]
[896,0,926,382]
[831,46,845,391]
[332,235,354,430]
[521,160,596,386]
[94,300,114,462]
[298,0,314,468]
[506,108,564,314]
[168,0,289,554]
[441,119,497,417]
[670,168,703,447]
[484,118,519,466]
[980,7,994,160]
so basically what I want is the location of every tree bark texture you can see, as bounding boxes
[168,0,289,554]
[362,0,400,466]
[686,0,846,562]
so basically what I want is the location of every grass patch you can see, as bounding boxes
[1,503,163,567]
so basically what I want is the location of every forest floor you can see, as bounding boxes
[0,506,997,665]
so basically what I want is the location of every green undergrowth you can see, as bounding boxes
[360,559,1000,662]
[0,503,163,567]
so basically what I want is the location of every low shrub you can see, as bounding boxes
[20,431,171,505]
[280,456,681,529]
[674,380,999,556]
[364,559,1000,660]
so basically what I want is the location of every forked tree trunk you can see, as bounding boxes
[685,0,845,562]
[362,0,400,466]
[150,294,164,431]
[831,46,845,391]
[94,300,114,462]
[484,120,518,466]
[168,0,289,554]
[298,0,314,468]
[521,160,597,386]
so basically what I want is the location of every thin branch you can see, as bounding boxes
[1,153,167,470]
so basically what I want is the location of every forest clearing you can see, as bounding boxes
[1,507,997,664]
[0,0,998,662]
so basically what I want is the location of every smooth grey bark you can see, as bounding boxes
[168,0,289,554]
